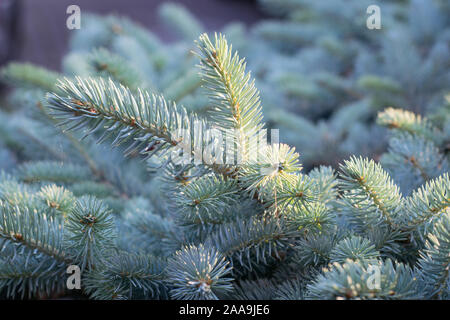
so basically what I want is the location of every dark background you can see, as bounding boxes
[0,0,266,71]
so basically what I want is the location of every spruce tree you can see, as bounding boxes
[0,1,448,300]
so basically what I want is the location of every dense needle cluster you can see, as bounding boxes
[0,0,448,300]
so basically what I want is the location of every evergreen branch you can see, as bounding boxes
[46,77,237,178]
[196,33,264,162]
[0,255,67,299]
[36,102,129,198]
[307,259,418,299]
[274,278,306,300]
[46,77,210,167]
[47,77,189,151]
[86,48,149,91]
[240,144,302,202]
[121,200,180,256]
[36,100,102,179]
[403,173,450,229]
[69,181,116,198]
[330,236,379,264]
[416,212,450,299]
[358,75,402,95]
[167,244,234,300]
[294,232,342,268]
[36,184,76,218]
[339,156,403,228]
[308,166,338,204]
[384,134,441,181]
[0,63,61,93]
[285,202,336,235]
[377,108,437,142]
[85,251,168,300]
[17,161,91,184]
[0,201,68,264]
[206,215,297,272]
[381,132,446,195]
[271,174,316,214]
[15,125,67,162]
[0,176,36,210]
[64,196,116,270]
[175,175,242,236]
[1,63,103,181]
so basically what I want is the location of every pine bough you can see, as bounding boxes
[0,33,449,300]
